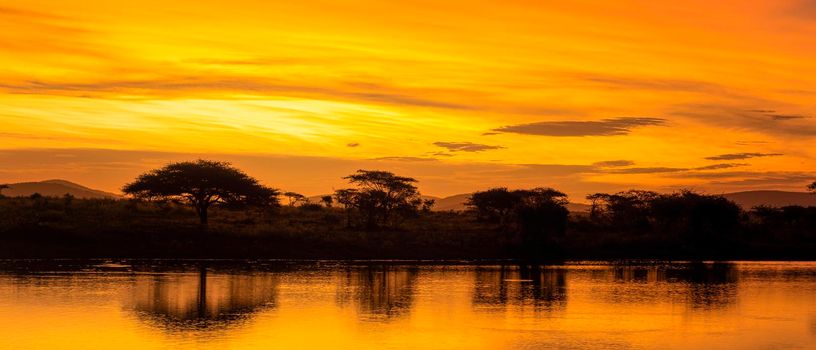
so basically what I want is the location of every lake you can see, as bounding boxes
[1,261,814,349]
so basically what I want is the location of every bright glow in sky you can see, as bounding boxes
[1,0,814,198]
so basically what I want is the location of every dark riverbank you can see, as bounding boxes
[1,196,815,260]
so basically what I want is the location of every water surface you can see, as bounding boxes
[1,261,815,349]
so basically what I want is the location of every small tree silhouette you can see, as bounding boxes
[808,181,816,193]
[334,188,358,227]
[283,192,306,206]
[586,193,608,219]
[122,160,278,225]
[0,184,8,197]
[321,195,333,207]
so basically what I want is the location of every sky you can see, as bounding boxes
[1,0,814,199]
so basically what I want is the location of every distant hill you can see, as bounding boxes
[722,190,816,209]
[433,193,470,211]
[0,180,121,199]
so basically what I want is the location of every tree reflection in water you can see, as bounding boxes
[335,265,419,322]
[601,262,738,309]
[677,262,738,310]
[125,266,279,331]
[472,265,568,313]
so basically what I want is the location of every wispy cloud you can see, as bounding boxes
[705,153,783,160]
[433,141,504,152]
[770,114,808,121]
[575,73,728,94]
[493,117,666,137]
[606,163,748,174]
[370,156,439,162]
[747,109,810,121]
[592,160,635,168]
[672,104,816,137]
[695,163,749,170]
[711,174,815,187]
[785,0,816,19]
[607,167,688,174]
[0,78,477,110]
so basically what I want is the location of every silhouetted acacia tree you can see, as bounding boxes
[0,184,8,197]
[514,188,570,257]
[420,198,435,213]
[62,193,74,207]
[585,193,606,219]
[588,189,742,253]
[122,160,279,225]
[587,190,659,230]
[650,190,741,250]
[467,187,569,258]
[321,195,333,207]
[283,192,306,206]
[334,188,358,227]
[342,170,423,228]
[466,188,519,225]
[808,181,816,193]
[752,205,816,243]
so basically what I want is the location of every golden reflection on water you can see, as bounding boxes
[0,262,815,349]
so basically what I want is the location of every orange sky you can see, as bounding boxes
[1,0,814,198]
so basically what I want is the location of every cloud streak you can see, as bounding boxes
[606,163,748,174]
[0,78,477,110]
[705,153,783,160]
[672,104,816,137]
[370,156,439,162]
[592,160,635,168]
[576,73,728,94]
[493,117,666,137]
[433,141,504,152]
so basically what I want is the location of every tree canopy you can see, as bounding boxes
[339,170,429,227]
[122,160,278,225]
[320,195,333,207]
[283,192,307,206]
[467,187,570,258]
[586,189,742,250]
[467,187,568,224]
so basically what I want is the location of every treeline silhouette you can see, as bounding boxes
[1,160,815,259]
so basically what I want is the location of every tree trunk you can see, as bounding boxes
[197,265,208,317]
[197,204,209,226]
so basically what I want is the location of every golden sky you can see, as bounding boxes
[1,0,814,198]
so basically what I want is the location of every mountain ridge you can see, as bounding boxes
[0,179,121,199]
